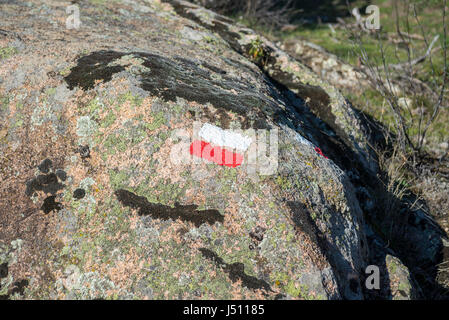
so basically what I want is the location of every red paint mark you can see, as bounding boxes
[314,147,328,159]
[189,140,244,168]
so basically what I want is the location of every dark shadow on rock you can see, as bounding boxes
[286,201,366,299]
[352,109,394,152]
[286,83,447,298]
[199,247,273,294]
[372,193,449,299]
[114,189,224,227]
[360,226,394,300]
[25,173,64,197]
[266,55,448,300]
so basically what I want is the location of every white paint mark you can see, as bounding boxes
[294,132,313,147]
[198,123,252,151]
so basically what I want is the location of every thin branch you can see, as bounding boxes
[389,35,440,70]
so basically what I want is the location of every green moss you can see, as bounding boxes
[284,280,315,299]
[117,139,128,153]
[215,167,238,195]
[45,87,57,96]
[86,97,103,117]
[172,104,184,115]
[59,66,72,77]
[146,112,166,131]
[203,35,219,46]
[398,281,410,292]
[239,180,255,196]
[0,47,18,60]
[285,280,302,298]
[0,95,9,112]
[117,91,143,107]
[102,135,117,156]
[109,169,130,189]
[101,111,117,128]
[388,259,398,274]
[13,117,24,128]
[140,240,234,299]
[276,175,292,191]
[103,133,126,155]
[102,119,149,155]
[89,0,118,5]
[212,236,258,278]
[271,270,290,287]
[154,179,186,204]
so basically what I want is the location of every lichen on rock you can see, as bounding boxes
[0,0,445,301]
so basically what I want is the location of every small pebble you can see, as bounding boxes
[73,188,86,199]
[78,145,90,159]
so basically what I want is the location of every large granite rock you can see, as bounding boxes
[0,0,445,300]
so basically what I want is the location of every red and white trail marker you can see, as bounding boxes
[189,140,244,168]
[189,123,252,168]
[198,123,252,151]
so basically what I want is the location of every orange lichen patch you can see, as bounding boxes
[0,37,10,48]
[296,231,328,271]
[0,56,21,80]
[151,139,187,185]
[65,163,90,187]
[184,187,207,206]
[223,199,244,236]
[229,280,244,299]
[128,213,140,231]
[82,251,97,272]
[156,222,180,243]
[106,247,144,286]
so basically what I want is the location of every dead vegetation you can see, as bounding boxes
[190,0,298,27]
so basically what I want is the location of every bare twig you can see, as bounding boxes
[389,35,440,70]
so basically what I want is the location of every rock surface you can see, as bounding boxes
[280,39,370,93]
[385,255,413,300]
[0,0,446,300]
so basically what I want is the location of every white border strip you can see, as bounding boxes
[198,123,252,151]
[294,132,313,147]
